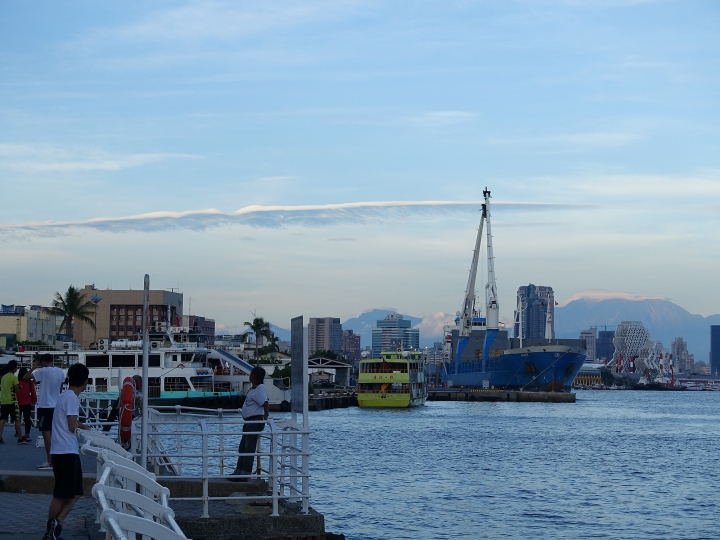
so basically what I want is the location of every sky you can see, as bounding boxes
[1,0,719,336]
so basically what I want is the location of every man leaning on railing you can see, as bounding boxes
[229,366,269,483]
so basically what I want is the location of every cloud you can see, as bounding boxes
[327,237,357,242]
[0,143,200,173]
[414,312,455,339]
[0,200,591,236]
[557,289,670,307]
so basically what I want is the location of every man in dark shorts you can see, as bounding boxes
[43,363,90,540]
[23,354,65,469]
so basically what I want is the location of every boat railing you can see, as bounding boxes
[133,406,310,518]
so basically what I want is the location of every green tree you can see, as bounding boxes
[310,349,339,360]
[243,316,273,358]
[46,285,96,340]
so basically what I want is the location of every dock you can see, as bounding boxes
[428,388,576,403]
[0,424,338,540]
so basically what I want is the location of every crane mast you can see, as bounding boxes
[460,204,485,337]
[484,188,499,330]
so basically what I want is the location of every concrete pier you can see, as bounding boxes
[0,425,331,540]
[308,394,357,411]
[428,388,576,403]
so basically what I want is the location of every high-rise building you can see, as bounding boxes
[307,317,342,357]
[71,285,183,350]
[671,337,691,374]
[579,327,596,362]
[514,284,554,339]
[341,329,361,361]
[371,314,420,358]
[596,328,615,361]
[711,326,720,377]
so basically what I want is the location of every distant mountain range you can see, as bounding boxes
[268,295,719,360]
[555,298,720,361]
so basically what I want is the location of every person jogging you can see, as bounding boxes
[43,363,90,540]
[23,354,65,469]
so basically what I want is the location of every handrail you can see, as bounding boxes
[84,430,187,540]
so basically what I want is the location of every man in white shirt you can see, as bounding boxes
[230,366,269,482]
[43,363,90,540]
[23,354,66,469]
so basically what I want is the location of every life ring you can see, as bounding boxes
[119,377,134,443]
[177,363,185,369]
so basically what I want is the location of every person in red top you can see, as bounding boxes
[16,367,37,444]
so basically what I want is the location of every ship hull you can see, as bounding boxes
[442,344,587,392]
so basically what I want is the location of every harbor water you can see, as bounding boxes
[308,391,720,539]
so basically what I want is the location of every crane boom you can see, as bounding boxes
[460,204,485,337]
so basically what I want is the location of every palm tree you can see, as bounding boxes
[243,316,273,358]
[46,285,96,340]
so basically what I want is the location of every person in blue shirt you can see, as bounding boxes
[230,366,269,482]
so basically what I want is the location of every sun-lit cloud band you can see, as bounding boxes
[0,200,591,235]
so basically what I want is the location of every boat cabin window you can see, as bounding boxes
[360,362,408,373]
[86,354,110,368]
[181,353,193,363]
[164,377,191,391]
[149,354,160,367]
[95,378,108,392]
[111,354,136,368]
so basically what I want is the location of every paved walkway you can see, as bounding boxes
[0,426,100,540]
[0,493,96,539]
[0,426,96,471]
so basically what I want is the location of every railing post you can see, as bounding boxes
[218,409,225,477]
[301,426,309,514]
[175,406,183,476]
[200,420,209,518]
[270,424,279,517]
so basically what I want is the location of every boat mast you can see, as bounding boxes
[460,199,485,337]
[484,188,499,331]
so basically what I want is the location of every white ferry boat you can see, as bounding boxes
[16,326,291,410]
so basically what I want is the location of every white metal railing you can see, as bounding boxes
[79,430,188,540]
[137,405,311,518]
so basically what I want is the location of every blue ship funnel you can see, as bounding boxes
[482,329,499,372]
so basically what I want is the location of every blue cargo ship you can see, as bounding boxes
[440,189,586,392]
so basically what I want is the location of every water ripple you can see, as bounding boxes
[308,391,720,539]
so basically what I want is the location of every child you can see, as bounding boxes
[0,360,23,444]
[230,366,269,482]
[43,363,90,540]
[16,367,37,443]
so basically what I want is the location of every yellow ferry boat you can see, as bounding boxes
[357,350,427,408]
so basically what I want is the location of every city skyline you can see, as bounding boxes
[1,1,719,333]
